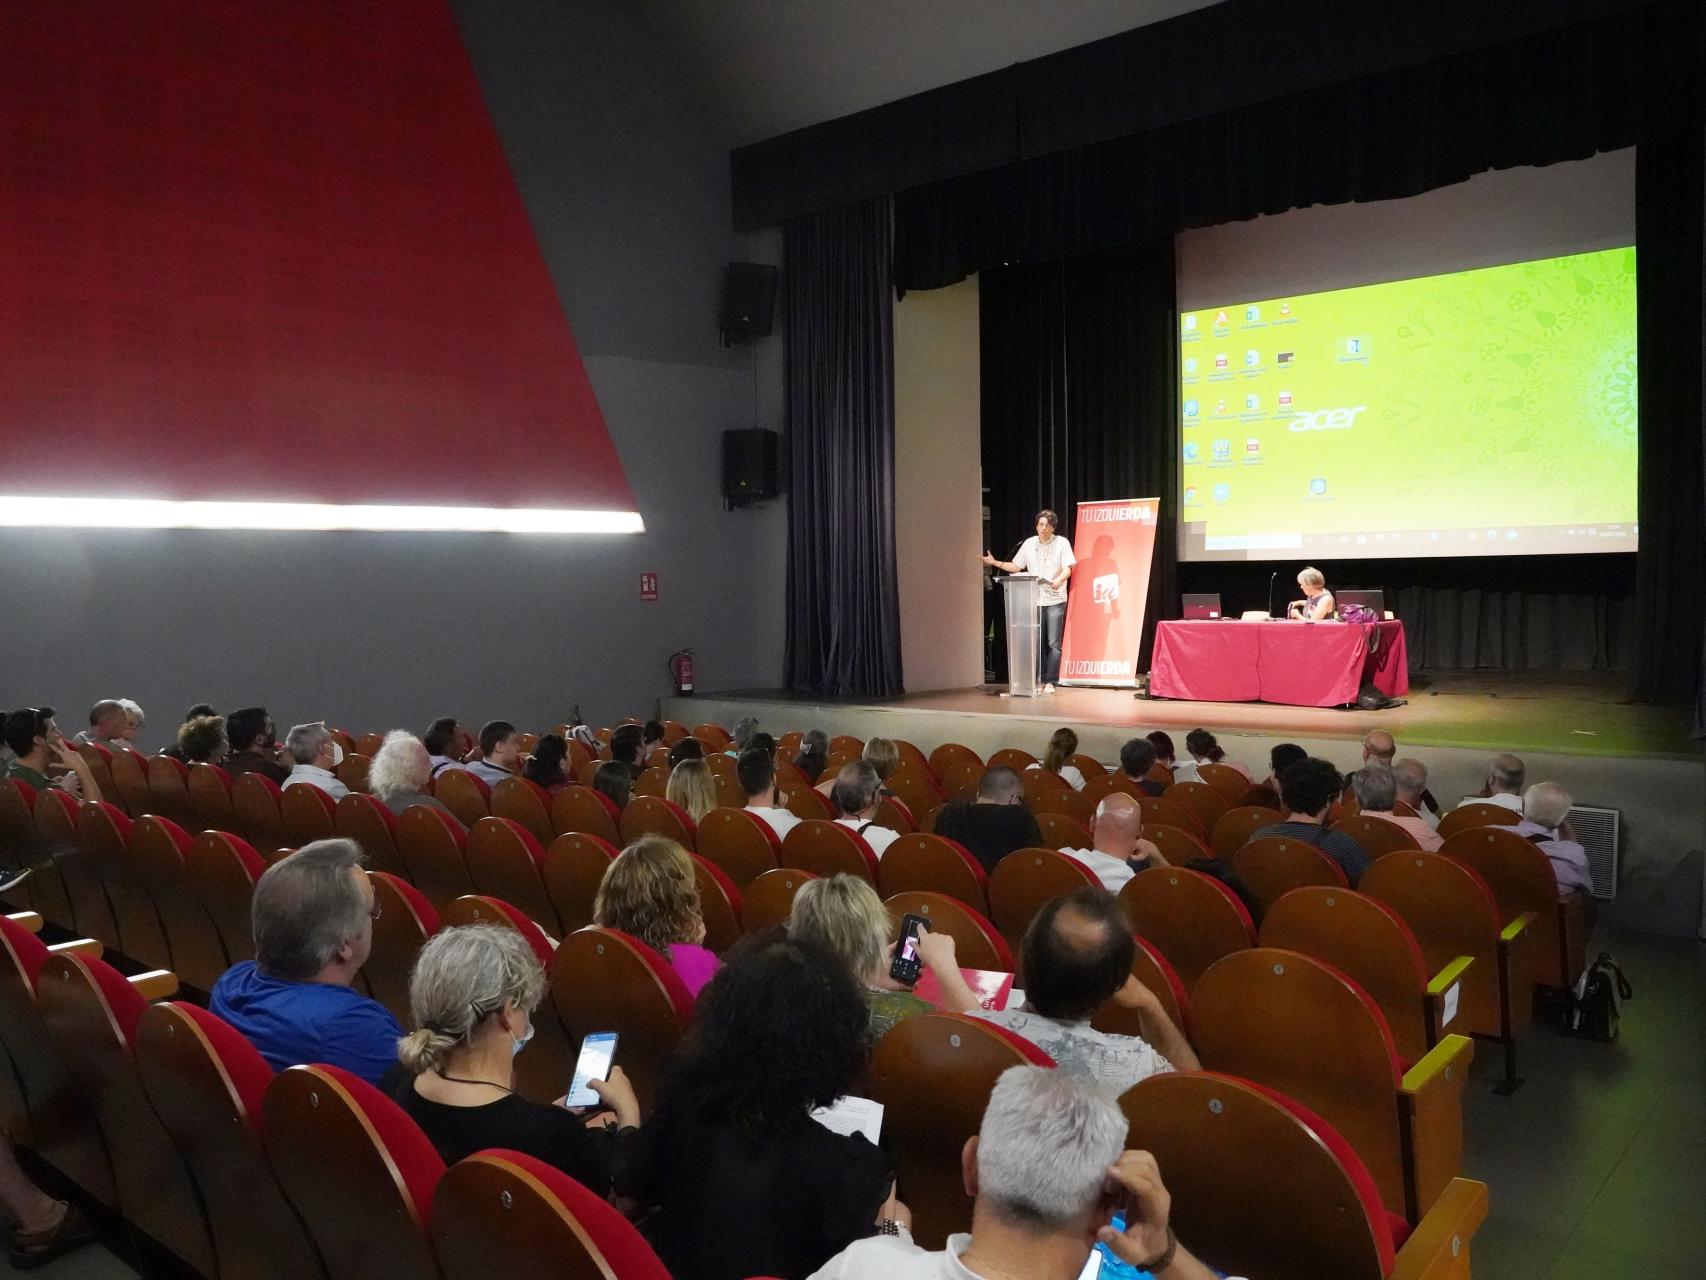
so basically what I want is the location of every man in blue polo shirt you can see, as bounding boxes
[211,838,401,1084]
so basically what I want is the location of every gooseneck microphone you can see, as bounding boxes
[1267,570,1278,619]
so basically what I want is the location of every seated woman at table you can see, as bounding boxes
[1286,566,1336,620]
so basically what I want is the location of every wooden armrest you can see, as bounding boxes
[1424,955,1474,1043]
[1389,1177,1488,1280]
[127,970,179,1000]
[5,911,44,933]
[1399,1033,1473,1222]
[45,938,103,958]
[1496,911,1540,1037]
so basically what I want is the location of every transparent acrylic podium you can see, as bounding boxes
[1000,574,1042,698]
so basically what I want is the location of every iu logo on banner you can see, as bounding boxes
[1059,499,1160,688]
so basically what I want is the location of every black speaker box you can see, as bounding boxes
[720,262,777,341]
[722,428,779,505]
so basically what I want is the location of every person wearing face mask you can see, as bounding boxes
[392,924,641,1192]
[281,721,351,798]
[223,706,292,784]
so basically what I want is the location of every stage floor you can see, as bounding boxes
[673,670,1696,762]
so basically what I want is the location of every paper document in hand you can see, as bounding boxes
[912,967,1016,1012]
[809,1095,884,1144]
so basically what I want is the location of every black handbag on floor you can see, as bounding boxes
[1560,952,1633,1042]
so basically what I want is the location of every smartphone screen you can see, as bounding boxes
[1073,1213,1145,1280]
[889,914,928,985]
[565,1031,619,1109]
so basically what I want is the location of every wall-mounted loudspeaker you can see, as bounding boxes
[720,262,777,344]
[722,429,779,507]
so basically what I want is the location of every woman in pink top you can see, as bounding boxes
[593,834,722,997]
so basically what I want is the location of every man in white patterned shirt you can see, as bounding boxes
[970,887,1196,1093]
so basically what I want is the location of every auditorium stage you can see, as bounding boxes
[665,672,1704,937]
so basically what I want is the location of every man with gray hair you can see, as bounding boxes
[830,759,900,858]
[1392,757,1440,831]
[75,700,136,753]
[1514,782,1593,898]
[1351,766,1440,852]
[809,1065,1215,1279]
[1458,753,1525,814]
[210,838,401,1083]
[282,721,351,799]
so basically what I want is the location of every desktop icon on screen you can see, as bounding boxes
[1183,314,1198,331]
[1244,305,1260,322]
[1214,352,1229,369]
[1245,438,1261,454]
[1212,439,1230,460]
[1309,477,1327,496]
[1212,483,1230,504]
[1183,442,1200,463]
[1184,486,1199,504]
[1277,351,1294,365]
[1278,390,1292,407]
[1214,310,1229,327]
[1244,393,1260,411]
[1279,302,1292,317]
[1183,399,1199,417]
[1215,399,1228,415]
[1184,357,1198,374]
[1244,349,1260,367]
[1346,337,1363,356]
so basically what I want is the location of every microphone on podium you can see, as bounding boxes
[1267,570,1278,619]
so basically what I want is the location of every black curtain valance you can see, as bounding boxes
[894,0,1704,290]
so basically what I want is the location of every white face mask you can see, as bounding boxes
[511,1016,535,1057]
[329,741,345,767]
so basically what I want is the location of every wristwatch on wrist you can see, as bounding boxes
[875,1218,902,1237]
[1135,1227,1177,1273]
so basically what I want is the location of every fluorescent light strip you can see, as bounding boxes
[0,496,644,534]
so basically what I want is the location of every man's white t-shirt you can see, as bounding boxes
[1458,792,1523,814]
[1060,845,1136,894]
[745,804,801,842]
[835,816,899,858]
[1012,535,1077,607]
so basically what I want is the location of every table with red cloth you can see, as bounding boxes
[1148,619,1410,708]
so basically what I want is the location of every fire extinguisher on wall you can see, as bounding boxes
[669,649,695,696]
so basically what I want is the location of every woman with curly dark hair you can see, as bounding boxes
[615,934,906,1280]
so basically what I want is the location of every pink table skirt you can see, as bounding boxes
[1149,619,1410,708]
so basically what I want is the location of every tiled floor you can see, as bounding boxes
[17,924,1705,1278]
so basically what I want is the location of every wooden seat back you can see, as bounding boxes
[184,832,266,967]
[333,754,370,795]
[39,788,122,951]
[690,854,743,953]
[781,784,833,821]
[129,815,227,992]
[434,768,491,830]
[1143,821,1212,866]
[490,777,556,846]
[231,772,289,854]
[927,742,982,779]
[1019,768,1070,805]
[1118,866,1255,993]
[881,891,1013,972]
[146,754,197,829]
[869,1013,1053,1248]
[987,747,1037,773]
[548,927,695,1112]
[740,868,817,934]
[872,795,916,834]
[1329,813,1417,858]
[433,1150,670,1280]
[334,792,408,881]
[362,872,441,1025]
[828,734,865,756]
[781,819,879,883]
[37,952,215,1275]
[1232,836,1350,920]
[465,817,562,936]
[1082,773,1146,805]
[1164,780,1231,834]
[885,766,945,823]
[1136,794,1203,838]
[1442,826,1583,989]
[986,848,1099,949]
[392,805,474,911]
[1067,752,1106,780]
[1093,936,1190,1040]
[541,832,620,935]
[620,795,698,850]
[134,1002,327,1280]
[552,785,622,846]
[1196,762,1251,802]
[1029,788,1096,824]
[187,762,237,833]
[937,760,987,801]
[632,765,670,799]
[80,800,172,968]
[712,771,747,808]
[108,748,153,818]
[694,723,733,751]
[1436,802,1521,841]
[280,783,337,846]
[695,808,781,888]
[1033,810,1092,851]
[1211,805,1280,858]
[264,1064,444,1278]
[875,833,989,911]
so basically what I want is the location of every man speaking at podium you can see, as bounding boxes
[982,509,1077,693]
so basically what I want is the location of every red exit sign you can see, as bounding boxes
[640,572,659,601]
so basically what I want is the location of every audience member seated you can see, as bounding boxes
[934,766,1042,874]
[669,737,706,769]
[608,723,646,780]
[1514,782,1594,900]
[863,736,901,785]
[1351,765,1440,851]
[740,748,801,842]
[594,760,633,811]
[726,715,762,757]
[643,718,668,766]
[282,722,351,799]
[116,698,147,749]
[1394,757,1441,830]
[594,835,723,996]
[1031,726,1087,791]
[794,728,830,781]
[1185,728,1250,781]
[178,713,229,765]
[787,874,979,1041]
[160,703,218,761]
[1146,730,1182,779]
[1251,758,1371,885]
[211,839,401,1083]
[808,1066,1216,1280]
[1058,794,1164,893]
[969,888,1197,1088]
[666,758,718,825]
[831,761,902,858]
[615,933,905,1280]
[1115,738,1167,796]
[522,732,573,793]
[74,699,136,753]
[369,731,454,816]
[423,716,470,777]
[0,1137,94,1268]
[1362,729,1396,767]
[1240,741,1306,809]
[2,706,102,802]
[1459,752,1526,813]
[393,923,640,1188]
[466,719,521,787]
[224,706,292,784]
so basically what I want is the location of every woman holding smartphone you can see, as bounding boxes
[392,925,641,1191]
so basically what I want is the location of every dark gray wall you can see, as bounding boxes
[0,0,786,743]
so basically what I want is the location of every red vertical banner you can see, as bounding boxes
[1059,499,1160,687]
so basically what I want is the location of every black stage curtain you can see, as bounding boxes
[980,241,1178,681]
[783,198,904,697]
[1632,128,1706,722]
[894,1,1703,290]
